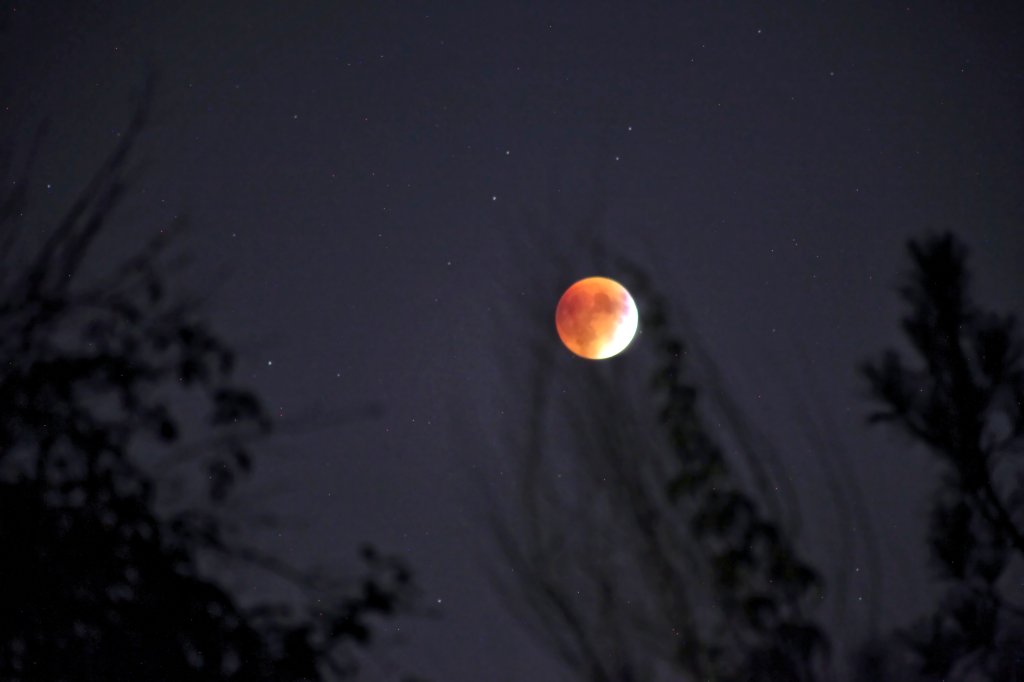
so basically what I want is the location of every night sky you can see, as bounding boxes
[3,2,1023,680]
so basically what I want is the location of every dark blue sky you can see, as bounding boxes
[3,2,1022,679]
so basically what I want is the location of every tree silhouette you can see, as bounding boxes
[0,91,419,681]
[862,233,1024,681]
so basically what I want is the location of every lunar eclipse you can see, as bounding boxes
[555,277,639,360]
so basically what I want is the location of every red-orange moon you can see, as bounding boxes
[555,277,639,360]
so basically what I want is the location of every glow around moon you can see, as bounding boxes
[555,277,639,360]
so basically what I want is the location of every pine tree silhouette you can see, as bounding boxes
[862,233,1024,681]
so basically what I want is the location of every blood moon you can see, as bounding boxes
[555,277,638,359]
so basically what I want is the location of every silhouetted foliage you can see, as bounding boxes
[0,90,418,680]
[862,233,1024,681]
[624,263,829,682]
